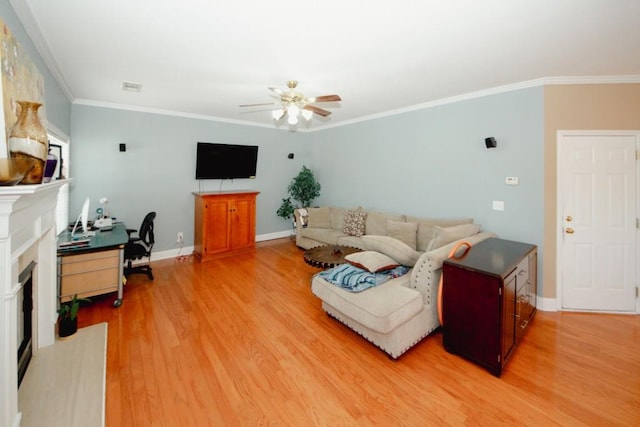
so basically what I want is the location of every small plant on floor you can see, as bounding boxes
[57,294,90,338]
[276,165,321,222]
[276,197,295,222]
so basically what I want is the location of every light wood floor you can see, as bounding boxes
[79,238,640,426]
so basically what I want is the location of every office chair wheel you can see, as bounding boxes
[113,298,123,308]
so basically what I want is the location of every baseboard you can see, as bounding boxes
[537,296,557,312]
[149,231,292,263]
[150,246,195,262]
[257,230,294,242]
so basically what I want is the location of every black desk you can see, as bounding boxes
[57,222,129,307]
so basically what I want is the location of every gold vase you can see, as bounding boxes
[8,101,48,184]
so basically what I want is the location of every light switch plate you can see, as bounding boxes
[492,200,504,211]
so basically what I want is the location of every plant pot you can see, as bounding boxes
[58,317,78,339]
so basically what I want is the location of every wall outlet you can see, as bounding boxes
[177,232,184,243]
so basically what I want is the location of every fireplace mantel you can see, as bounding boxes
[0,180,67,427]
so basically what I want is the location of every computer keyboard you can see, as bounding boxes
[58,239,91,249]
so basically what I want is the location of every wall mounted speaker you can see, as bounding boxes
[485,137,497,149]
[119,143,126,152]
[288,153,294,159]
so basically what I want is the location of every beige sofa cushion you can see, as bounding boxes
[362,235,422,267]
[330,207,346,230]
[405,216,474,252]
[336,235,366,249]
[427,223,481,251]
[301,228,346,245]
[366,211,404,236]
[307,207,332,228]
[311,274,422,334]
[387,220,418,250]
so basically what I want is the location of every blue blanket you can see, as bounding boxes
[317,264,409,293]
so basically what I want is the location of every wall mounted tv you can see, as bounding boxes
[195,142,259,179]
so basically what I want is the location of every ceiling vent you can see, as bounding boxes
[122,81,142,92]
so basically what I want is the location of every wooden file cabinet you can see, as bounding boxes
[442,238,537,376]
[57,222,128,306]
[193,191,259,261]
[58,249,120,302]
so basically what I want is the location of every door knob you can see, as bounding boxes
[565,227,574,234]
[565,215,573,222]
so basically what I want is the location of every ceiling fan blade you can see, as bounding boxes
[307,94,341,103]
[303,105,331,117]
[239,102,277,107]
[268,87,285,95]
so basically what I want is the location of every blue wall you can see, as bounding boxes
[309,88,544,249]
[70,87,545,290]
[70,105,312,253]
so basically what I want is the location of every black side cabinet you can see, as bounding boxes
[442,238,537,376]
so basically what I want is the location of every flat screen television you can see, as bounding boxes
[195,142,258,179]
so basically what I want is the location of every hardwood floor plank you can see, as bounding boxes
[78,238,640,426]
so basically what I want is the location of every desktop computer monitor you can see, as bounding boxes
[71,197,91,238]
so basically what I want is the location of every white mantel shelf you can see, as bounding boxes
[0,179,68,427]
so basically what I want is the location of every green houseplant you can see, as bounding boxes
[276,165,321,222]
[57,294,90,338]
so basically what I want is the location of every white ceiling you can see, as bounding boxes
[10,0,640,130]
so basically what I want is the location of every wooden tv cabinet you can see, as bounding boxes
[442,238,537,376]
[193,191,259,261]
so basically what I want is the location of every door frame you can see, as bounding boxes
[556,130,640,313]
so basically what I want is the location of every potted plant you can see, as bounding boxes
[57,294,90,339]
[276,165,321,225]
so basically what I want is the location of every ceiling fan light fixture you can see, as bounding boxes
[288,104,300,117]
[242,80,341,126]
[272,109,285,120]
[301,109,313,120]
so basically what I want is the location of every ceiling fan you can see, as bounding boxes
[240,80,341,125]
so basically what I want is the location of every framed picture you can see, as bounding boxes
[49,143,63,180]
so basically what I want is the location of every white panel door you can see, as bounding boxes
[559,132,638,312]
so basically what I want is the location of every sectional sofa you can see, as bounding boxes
[296,207,495,358]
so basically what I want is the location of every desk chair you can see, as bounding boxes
[124,212,156,280]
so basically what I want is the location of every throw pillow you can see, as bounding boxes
[306,207,332,228]
[345,251,400,273]
[426,224,481,251]
[365,212,403,236]
[343,210,367,237]
[406,217,473,252]
[362,235,421,267]
[386,220,418,250]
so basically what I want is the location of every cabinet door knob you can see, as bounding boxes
[565,227,574,234]
[565,215,573,222]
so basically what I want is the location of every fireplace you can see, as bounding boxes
[17,262,36,387]
[1,180,66,427]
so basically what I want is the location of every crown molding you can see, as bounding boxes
[542,75,640,85]
[73,98,277,129]
[74,74,640,133]
[319,75,640,131]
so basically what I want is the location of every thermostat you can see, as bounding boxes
[505,177,519,185]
